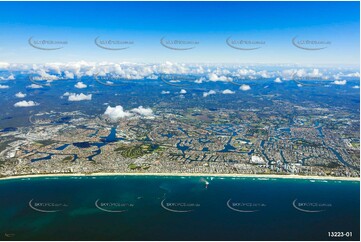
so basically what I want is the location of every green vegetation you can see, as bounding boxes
[62,156,73,162]
[240,147,249,152]
[247,128,268,136]
[34,140,56,147]
[319,161,341,168]
[128,163,151,170]
[115,143,160,159]
[128,163,140,169]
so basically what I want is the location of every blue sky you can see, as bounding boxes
[0,1,359,65]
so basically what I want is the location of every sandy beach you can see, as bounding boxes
[0,172,359,182]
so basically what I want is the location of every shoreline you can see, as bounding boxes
[0,172,359,182]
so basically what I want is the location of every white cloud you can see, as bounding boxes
[104,105,132,121]
[64,71,75,79]
[15,92,26,98]
[297,84,303,87]
[0,62,10,69]
[195,77,205,84]
[309,68,322,78]
[233,68,272,79]
[8,74,15,80]
[203,90,216,97]
[131,106,153,116]
[161,90,170,94]
[208,73,230,82]
[346,72,360,77]
[27,84,43,89]
[1,63,359,88]
[14,100,39,107]
[236,68,257,76]
[332,80,347,85]
[68,93,92,101]
[222,89,235,94]
[147,74,158,80]
[180,89,187,94]
[281,68,324,81]
[239,84,251,91]
[352,85,360,89]
[75,81,87,89]
[0,74,15,81]
[0,84,9,89]
[33,69,59,81]
[274,77,282,83]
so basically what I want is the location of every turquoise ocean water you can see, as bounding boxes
[0,176,359,240]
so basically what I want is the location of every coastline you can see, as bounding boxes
[0,172,359,182]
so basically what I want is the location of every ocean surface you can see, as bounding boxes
[0,176,359,241]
